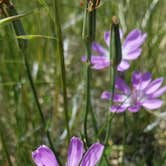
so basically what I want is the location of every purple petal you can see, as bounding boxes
[67,137,84,166]
[132,72,152,90]
[91,64,109,70]
[128,105,141,112]
[91,56,109,64]
[142,99,163,110]
[32,145,59,166]
[113,94,128,102]
[101,91,127,102]
[92,42,108,56]
[115,77,130,94]
[123,48,142,60]
[91,55,110,70]
[123,34,147,53]
[119,29,123,39]
[104,31,110,46]
[101,91,111,100]
[110,105,127,113]
[81,56,87,62]
[145,78,164,94]
[123,29,142,45]
[151,86,166,98]
[123,29,147,50]
[80,143,104,166]
[117,60,130,71]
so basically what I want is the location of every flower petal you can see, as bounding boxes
[101,91,128,102]
[113,94,128,102]
[32,145,59,166]
[145,78,164,94]
[92,42,108,56]
[123,48,142,60]
[67,137,84,166]
[119,29,123,39]
[123,29,147,51]
[129,33,147,48]
[110,105,127,113]
[115,77,130,94]
[81,56,87,62]
[142,99,163,110]
[101,91,111,100]
[117,60,130,71]
[80,143,104,166]
[128,105,141,112]
[140,72,152,89]
[123,29,142,45]
[132,71,152,90]
[104,31,110,46]
[91,55,110,70]
[151,86,166,98]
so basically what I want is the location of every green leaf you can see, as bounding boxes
[16,35,57,40]
[0,12,31,26]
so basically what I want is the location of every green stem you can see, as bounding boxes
[84,41,91,147]
[82,0,98,146]
[0,121,13,166]
[104,24,116,146]
[54,0,70,143]
[123,111,127,163]
[103,16,122,164]
[88,3,98,138]
[104,16,122,145]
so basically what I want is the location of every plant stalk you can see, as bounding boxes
[103,16,122,164]
[54,0,70,143]
[0,121,13,166]
[82,0,98,146]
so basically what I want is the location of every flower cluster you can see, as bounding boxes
[32,137,104,166]
[82,28,166,113]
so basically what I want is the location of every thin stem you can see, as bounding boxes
[88,3,98,138]
[54,0,70,143]
[82,6,89,146]
[104,16,122,145]
[0,122,13,166]
[84,41,91,146]
[104,24,115,146]
[82,0,98,146]
[123,111,127,163]
[103,16,122,164]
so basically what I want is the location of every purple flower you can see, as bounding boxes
[32,136,104,166]
[101,71,166,113]
[82,29,147,72]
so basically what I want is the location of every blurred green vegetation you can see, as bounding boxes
[0,0,166,165]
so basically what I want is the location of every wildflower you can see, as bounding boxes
[82,29,147,72]
[101,71,166,113]
[32,136,104,166]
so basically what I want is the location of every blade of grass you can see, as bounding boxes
[16,35,57,40]
[0,12,31,26]
[0,121,13,166]
[53,0,70,143]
